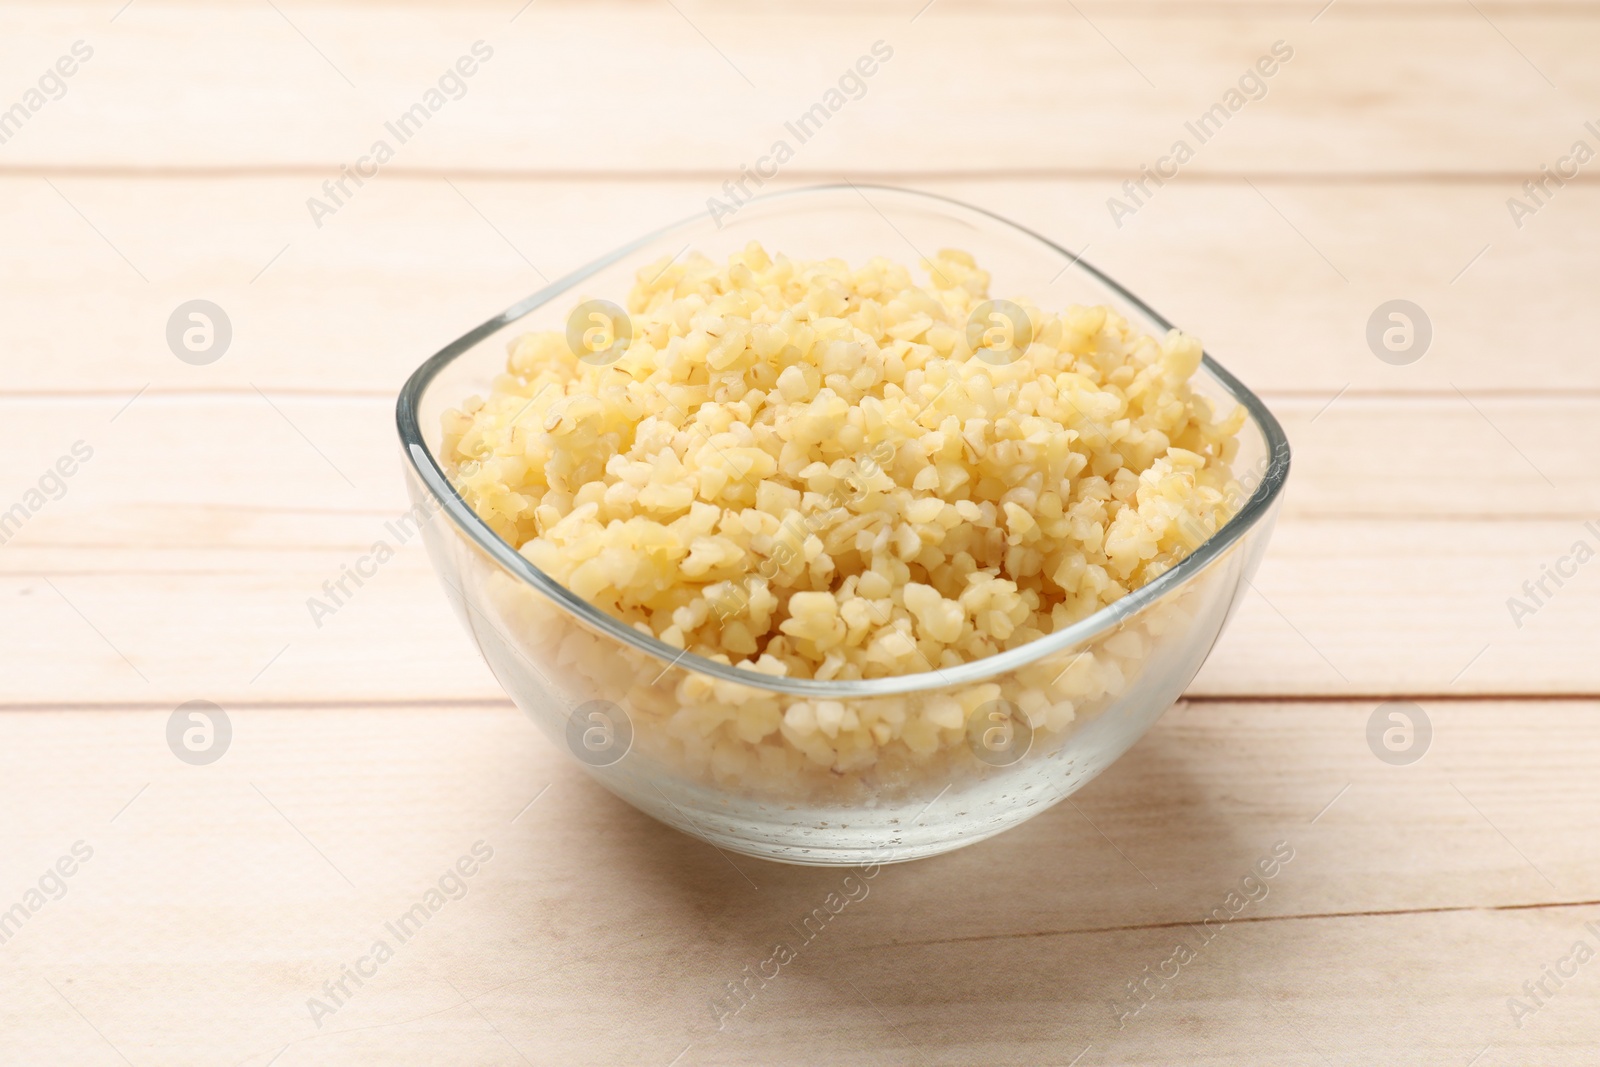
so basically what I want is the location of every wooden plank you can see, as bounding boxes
[8,516,1594,702]
[1,176,1595,397]
[1196,517,1594,696]
[4,444,1596,702]
[0,391,1591,702]
[0,391,1587,531]
[0,4,1593,175]
[0,700,1594,1064]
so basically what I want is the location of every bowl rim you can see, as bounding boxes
[396,183,1291,698]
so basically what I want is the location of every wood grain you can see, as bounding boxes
[1,701,1594,1065]
[8,515,1593,703]
[2,175,1595,398]
[2,1,1594,1063]
[0,393,1587,527]
[0,390,1594,703]
[1,2,1594,175]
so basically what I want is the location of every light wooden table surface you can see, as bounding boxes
[3,1,1597,1064]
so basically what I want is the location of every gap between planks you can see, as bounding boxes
[2,693,1598,712]
[4,166,1600,184]
[861,895,1600,949]
[8,1,1600,23]
[87,0,1600,12]
[9,387,1600,402]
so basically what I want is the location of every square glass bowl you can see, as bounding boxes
[397,185,1290,865]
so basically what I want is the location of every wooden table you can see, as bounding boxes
[3,2,1597,1063]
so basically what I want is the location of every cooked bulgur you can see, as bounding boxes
[442,243,1243,707]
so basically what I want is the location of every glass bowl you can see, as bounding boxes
[396,184,1290,866]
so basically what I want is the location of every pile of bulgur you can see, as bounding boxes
[443,243,1243,707]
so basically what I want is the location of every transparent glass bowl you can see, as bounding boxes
[396,185,1290,866]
